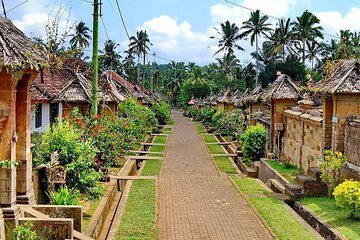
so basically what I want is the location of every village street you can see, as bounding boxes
[157,111,273,240]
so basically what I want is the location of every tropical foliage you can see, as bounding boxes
[333,180,360,219]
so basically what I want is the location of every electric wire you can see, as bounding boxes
[115,0,130,40]
[224,0,340,39]
[0,0,30,16]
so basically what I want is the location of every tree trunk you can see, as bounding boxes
[302,38,306,65]
[255,35,259,86]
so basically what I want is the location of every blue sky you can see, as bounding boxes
[6,0,360,65]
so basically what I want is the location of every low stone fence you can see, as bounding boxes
[84,134,152,239]
[258,159,289,187]
[19,217,73,239]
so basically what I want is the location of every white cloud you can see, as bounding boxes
[13,13,48,32]
[139,15,214,65]
[316,7,360,35]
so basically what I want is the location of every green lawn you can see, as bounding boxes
[230,176,271,195]
[141,160,162,176]
[301,197,360,239]
[162,127,172,132]
[231,176,318,240]
[206,144,225,154]
[195,123,206,134]
[213,156,237,174]
[116,180,157,240]
[266,160,302,184]
[153,135,167,144]
[202,135,218,143]
[250,198,317,240]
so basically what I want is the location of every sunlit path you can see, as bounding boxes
[157,111,273,240]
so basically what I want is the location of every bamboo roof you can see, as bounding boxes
[0,17,46,72]
[261,74,301,102]
[315,59,360,94]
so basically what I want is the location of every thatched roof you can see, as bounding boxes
[0,17,46,74]
[55,72,92,102]
[315,59,360,94]
[261,74,301,102]
[217,89,231,103]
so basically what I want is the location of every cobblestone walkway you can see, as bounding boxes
[157,111,273,240]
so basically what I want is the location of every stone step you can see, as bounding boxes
[285,183,304,200]
[245,167,258,178]
[296,175,316,186]
[269,178,286,193]
[307,167,322,181]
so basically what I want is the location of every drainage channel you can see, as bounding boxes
[285,199,343,240]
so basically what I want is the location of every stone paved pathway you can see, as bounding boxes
[157,111,273,240]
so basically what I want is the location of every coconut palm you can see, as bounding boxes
[241,9,272,79]
[305,41,323,68]
[70,21,91,50]
[210,20,244,58]
[291,10,323,64]
[265,18,294,62]
[129,30,152,87]
[99,40,122,72]
[216,53,240,76]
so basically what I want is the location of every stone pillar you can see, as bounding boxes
[323,98,333,151]
[0,209,4,240]
[16,74,35,205]
[0,73,21,238]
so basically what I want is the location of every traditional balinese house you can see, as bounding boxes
[31,69,71,132]
[102,70,150,106]
[248,86,266,114]
[0,16,45,230]
[315,59,360,177]
[261,74,302,155]
[216,89,233,112]
[55,71,125,116]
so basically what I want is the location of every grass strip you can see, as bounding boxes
[153,135,167,144]
[266,160,302,184]
[213,156,237,174]
[207,144,225,154]
[202,134,218,143]
[231,176,318,240]
[162,127,172,132]
[141,160,162,176]
[250,197,317,240]
[195,124,206,134]
[116,180,157,240]
[230,176,271,195]
[301,197,360,239]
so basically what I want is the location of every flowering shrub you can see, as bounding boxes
[211,111,224,129]
[217,109,248,140]
[333,180,360,218]
[320,150,347,195]
[64,109,142,174]
[118,99,158,134]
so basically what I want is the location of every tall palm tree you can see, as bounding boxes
[305,41,323,68]
[216,53,240,76]
[291,10,323,64]
[265,18,294,62]
[99,40,122,72]
[70,21,91,50]
[241,9,272,81]
[129,30,152,87]
[210,20,244,58]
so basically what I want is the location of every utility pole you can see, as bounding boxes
[91,0,100,115]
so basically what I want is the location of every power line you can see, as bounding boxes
[115,0,130,40]
[0,0,30,16]
[224,0,340,39]
[100,16,110,41]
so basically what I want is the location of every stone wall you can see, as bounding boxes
[283,108,323,172]
[19,217,73,239]
[344,118,360,171]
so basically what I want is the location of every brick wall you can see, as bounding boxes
[344,119,360,168]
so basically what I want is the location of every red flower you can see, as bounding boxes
[97,115,102,120]
[61,113,68,118]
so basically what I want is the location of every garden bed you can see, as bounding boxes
[299,197,359,239]
[231,176,321,240]
[266,160,302,184]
